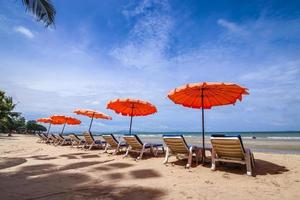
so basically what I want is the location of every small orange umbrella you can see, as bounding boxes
[37,118,52,123]
[36,117,64,135]
[50,115,81,135]
[107,98,157,134]
[74,109,112,132]
[168,82,249,159]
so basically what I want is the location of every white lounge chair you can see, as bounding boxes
[163,134,201,168]
[69,133,86,148]
[102,134,128,155]
[210,134,255,176]
[55,134,72,146]
[48,134,59,144]
[36,133,47,143]
[82,132,106,150]
[123,134,164,160]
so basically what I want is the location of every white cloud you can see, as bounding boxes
[240,61,300,82]
[14,26,34,39]
[217,19,243,33]
[111,0,172,69]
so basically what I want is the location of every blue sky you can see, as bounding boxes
[1,0,300,132]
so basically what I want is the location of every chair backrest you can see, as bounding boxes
[211,134,245,160]
[163,135,190,154]
[83,132,95,145]
[57,134,65,140]
[102,134,119,148]
[37,133,44,139]
[50,134,57,140]
[123,134,143,149]
[69,134,81,142]
[41,133,48,140]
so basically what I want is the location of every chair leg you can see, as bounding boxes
[104,144,109,153]
[245,149,253,176]
[137,144,147,160]
[89,142,95,150]
[251,152,255,168]
[113,144,120,155]
[163,147,170,164]
[186,146,193,169]
[123,147,130,158]
[211,148,216,171]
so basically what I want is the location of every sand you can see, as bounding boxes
[1,134,300,200]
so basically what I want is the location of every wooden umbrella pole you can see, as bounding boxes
[88,112,95,133]
[129,104,134,134]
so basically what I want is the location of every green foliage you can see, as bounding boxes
[0,90,47,135]
[22,0,56,27]
[0,90,22,133]
[26,120,47,133]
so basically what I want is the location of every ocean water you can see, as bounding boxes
[64,131,300,154]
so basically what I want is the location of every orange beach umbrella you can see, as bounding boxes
[74,109,112,132]
[107,98,157,134]
[168,82,249,159]
[50,115,81,135]
[36,117,64,135]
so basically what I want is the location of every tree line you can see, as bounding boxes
[0,90,46,136]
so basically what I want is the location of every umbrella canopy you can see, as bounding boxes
[36,118,52,123]
[107,98,157,134]
[74,109,112,132]
[168,82,249,160]
[36,117,64,135]
[50,115,81,135]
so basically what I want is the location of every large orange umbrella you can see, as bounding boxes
[36,117,64,135]
[107,98,157,134]
[74,109,112,132]
[50,115,81,135]
[168,82,249,159]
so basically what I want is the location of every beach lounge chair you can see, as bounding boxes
[39,133,50,143]
[48,134,59,144]
[82,132,106,150]
[123,134,164,160]
[55,134,72,146]
[36,133,45,143]
[163,134,201,168]
[69,133,86,148]
[102,134,128,155]
[210,134,255,176]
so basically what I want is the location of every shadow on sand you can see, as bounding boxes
[254,159,289,175]
[204,159,289,176]
[0,157,27,170]
[0,159,166,200]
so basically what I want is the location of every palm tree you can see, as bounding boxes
[22,0,56,27]
[0,91,21,136]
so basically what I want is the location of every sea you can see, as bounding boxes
[63,131,300,154]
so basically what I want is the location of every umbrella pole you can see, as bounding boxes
[129,104,134,134]
[47,123,52,136]
[201,89,206,162]
[61,122,66,135]
[129,115,133,134]
[88,113,95,133]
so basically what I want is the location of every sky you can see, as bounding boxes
[0,0,300,133]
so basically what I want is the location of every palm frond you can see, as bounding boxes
[22,0,56,27]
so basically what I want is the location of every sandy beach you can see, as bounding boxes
[1,134,300,200]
